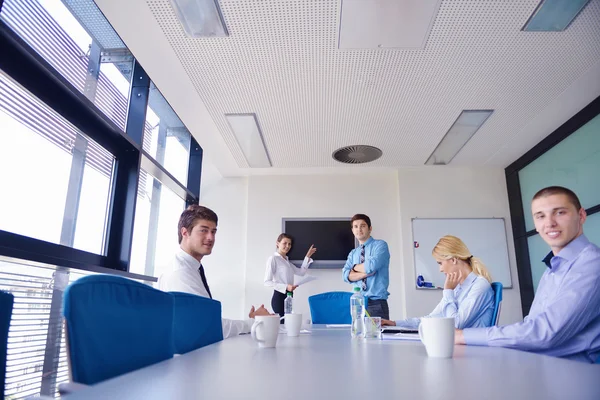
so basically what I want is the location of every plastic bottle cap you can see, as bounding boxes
[353,287,361,292]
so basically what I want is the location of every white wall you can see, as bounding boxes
[397,167,523,325]
[199,166,523,326]
[243,173,403,323]
[199,169,249,320]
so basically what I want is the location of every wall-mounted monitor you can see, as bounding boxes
[282,218,357,269]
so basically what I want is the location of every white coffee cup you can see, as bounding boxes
[418,317,455,358]
[281,313,302,337]
[251,315,280,348]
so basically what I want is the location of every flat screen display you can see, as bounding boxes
[283,219,356,268]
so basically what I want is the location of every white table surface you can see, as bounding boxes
[65,325,600,400]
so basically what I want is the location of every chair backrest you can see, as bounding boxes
[491,282,503,326]
[171,292,223,354]
[63,275,175,385]
[1,290,14,400]
[308,291,353,324]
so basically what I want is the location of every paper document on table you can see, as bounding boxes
[381,332,421,341]
[326,324,351,328]
[295,275,317,286]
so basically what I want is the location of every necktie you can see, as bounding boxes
[198,265,212,299]
[360,245,367,291]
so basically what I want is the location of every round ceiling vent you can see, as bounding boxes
[332,145,383,164]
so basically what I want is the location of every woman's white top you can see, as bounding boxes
[264,252,312,294]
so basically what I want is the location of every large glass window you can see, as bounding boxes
[0,69,113,254]
[1,0,132,130]
[129,169,185,278]
[144,82,191,184]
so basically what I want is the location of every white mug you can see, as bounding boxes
[281,313,302,337]
[418,317,455,358]
[251,315,280,348]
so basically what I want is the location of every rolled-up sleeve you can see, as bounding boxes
[363,241,390,275]
[342,249,355,283]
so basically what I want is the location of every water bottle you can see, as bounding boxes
[284,291,293,314]
[350,287,365,338]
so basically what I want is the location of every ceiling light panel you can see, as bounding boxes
[225,114,271,168]
[426,110,493,165]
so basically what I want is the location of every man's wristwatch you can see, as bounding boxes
[351,265,357,273]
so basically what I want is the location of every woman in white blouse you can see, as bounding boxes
[382,235,495,329]
[264,233,317,319]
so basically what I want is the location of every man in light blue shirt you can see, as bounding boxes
[456,186,600,363]
[342,214,390,319]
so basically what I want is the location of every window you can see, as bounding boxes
[144,82,191,184]
[129,169,186,278]
[0,258,93,399]
[0,69,113,254]
[1,0,132,130]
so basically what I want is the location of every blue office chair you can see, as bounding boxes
[63,275,175,385]
[491,282,503,326]
[1,290,14,399]
[171,292,223,354]
[308,291,353,324]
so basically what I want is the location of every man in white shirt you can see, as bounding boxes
[159,204,270,339]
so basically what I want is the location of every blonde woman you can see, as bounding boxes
[382,235,494,329]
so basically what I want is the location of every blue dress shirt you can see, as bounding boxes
[395,272,494,329]
[463,235,600,363]
[342,237,390,300]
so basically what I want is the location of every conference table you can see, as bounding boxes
[65,325,600,399]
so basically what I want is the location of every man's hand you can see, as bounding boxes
[352,263,366,273]
[305,244,317,259]
[349,270,369,282]
[286,284,298,292]
[455,329,465,345]
[249,304,271,318]
[444,270,462,290]
[381,319,396,326]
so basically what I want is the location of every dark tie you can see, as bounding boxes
[198,265,212,299]
[360,245,367,291]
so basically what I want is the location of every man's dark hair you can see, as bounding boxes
[351,214,371,228]
[277,233,293,243]
[178,205,218,244]
[532,186,582,211]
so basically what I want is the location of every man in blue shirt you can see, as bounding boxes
[455,186,600,363]
[342,214,391,319]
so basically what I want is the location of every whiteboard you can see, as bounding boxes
[412,218,512,288]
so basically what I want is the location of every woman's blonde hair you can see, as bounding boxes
[431,235,492,283]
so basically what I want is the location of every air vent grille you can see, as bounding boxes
[332,145,382,164]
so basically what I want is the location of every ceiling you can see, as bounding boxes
[94,0,600,176]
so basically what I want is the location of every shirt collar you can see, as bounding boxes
[542,234,590,270]
[457,271,477,290]
[360,237,374,247]
[177,247,201,269]
[274,251,288,260]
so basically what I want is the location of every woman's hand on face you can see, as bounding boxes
[381,319,396,326]
[444,270,462,290]
[305,244,317,259]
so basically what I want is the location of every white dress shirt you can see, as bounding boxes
[264,252,312,294]
[158,248,253,339]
